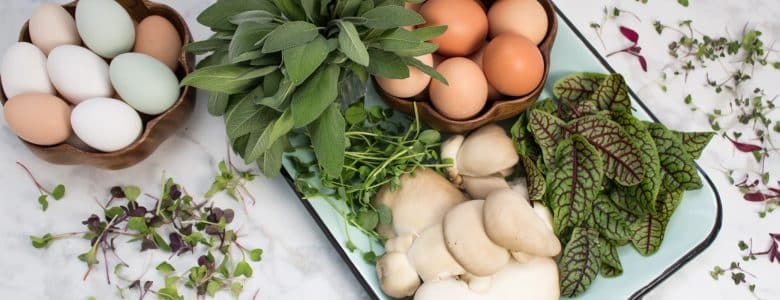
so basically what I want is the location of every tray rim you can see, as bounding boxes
[280,3,724,299]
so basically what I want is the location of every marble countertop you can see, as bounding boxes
[0,0,778,299]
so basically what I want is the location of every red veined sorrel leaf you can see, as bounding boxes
[620,26,639,43]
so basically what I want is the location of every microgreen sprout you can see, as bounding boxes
[711,233,780,297]
[205,150,257,207]
[16,161,65,211]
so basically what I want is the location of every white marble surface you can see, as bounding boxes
[0,0,778,299]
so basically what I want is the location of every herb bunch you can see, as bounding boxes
[17,161,66,211]
[510,72,714,296]
[30,168,263,299]
[291,102,446,261]
[182,0,447,177]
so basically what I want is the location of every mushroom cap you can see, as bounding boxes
[408,224,466,282]
[483,189,561,256]
[376,252,421,298]
[461,272,492,293]
[462,176,510,199]
[413,277,473,300]
[373,168,466,238]
[457,124,519,177]
[509,177,529,199]
[532,201,554,231]
[444,200,510,276]
[441,135,465,185]
[385,233,415,253]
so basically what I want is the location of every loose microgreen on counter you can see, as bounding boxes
[16,161,65,211]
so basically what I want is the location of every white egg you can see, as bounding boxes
[0,42,55,98]
[71,98,142,152]
[29,3,82,55]
[110,53,180,115]
[47,45,113,104]
[75,0,135,58]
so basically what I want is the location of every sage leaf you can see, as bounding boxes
[553,72,608,104]
[334,0,362,17]
[600,239,623,277]
[612,112,662,213]
[559,227,601,297]
[568,115,646,186]
[391,42,439,57]
[291,64,341,127]
[261,139,285,177]
[225,91,278,140]
[361,6,425,29]
[411,25,448,41]
[366,49,409,79]
[229,10,278,25]
[528,110,565,166]
[250,53,281,66]
[262,21,320,53]
[263,70,283,97]
[274,0,307,21]
[229,22,276,61]
[645,122,702,191]
[197,50,228,69]
[232,50,265,63]
[283,35,330,84]
[520,155,546,202]
[309,103,346,178]
[245,111,294,163]
[235,65,279,81]
[207,93,230,116]
[184,38,228,55]
[547,135,604,234]
[356,0,375,16]
[675,131,715,159]
[257,76,294,110]
[336,21,370,66]
[591,195,631,243]
[378,29,423,52]
[181,64,261,94]
[299,0,321,23]
[401,56,447,84]
[590,74,631,113]
[197,0,279,31]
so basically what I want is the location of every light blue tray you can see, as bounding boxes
[281,4,722,299]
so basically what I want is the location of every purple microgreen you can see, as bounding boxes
[605,26,648,72]
[620,26,639,43]
[726,135,763,152]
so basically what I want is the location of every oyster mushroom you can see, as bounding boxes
[483,189,561,257]
[376,252,421,298]
[441,134,465,185]
[443,200,510,276]
[407,224,466,282]
[457,124,519,177]
[461,175,511,199]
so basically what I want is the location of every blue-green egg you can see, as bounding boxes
[75,0,135,58]
[110,53,180,115]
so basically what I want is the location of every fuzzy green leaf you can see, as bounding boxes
[547,135,604,234]
[229,10,278,25]
[257,77,294,110]
[309,103,346,178]
[361,6,425,29]
[528,110,566,166]
[283,35,330,85]
[590,74,631,113]
[391,42,439,57]
[559,227,601,297]
[600,239,623,277]
[197,0,279,31]
[568,115,646,186]
[645,122,702,191]
[410,25,448,41]
[181,64,262,94]
[521,155,546,202]
[184,38,228,55]
[261,139,285,177]
[336,21,370,66]
[366,49,409,79]
[274,0,307,21]
[244,111,294,163]
[291,64,341,127]
[378,29,423,52]
[553,72,608,104]
[262,21,320,53]
[225,92,278,140]
[229,22,276,62]
[401,56,447,84]
[675,131,715,159]
[612,113,662,213]
[591,195,631,243]
[208,93,230,116]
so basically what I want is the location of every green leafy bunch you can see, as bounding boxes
[291,102,448,261]
[510,72,715,297]
[182,0,447,177]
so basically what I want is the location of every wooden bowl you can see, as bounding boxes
[377,0,557,133]
[0,0,196,170]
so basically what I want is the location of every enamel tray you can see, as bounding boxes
[281,4,723,299]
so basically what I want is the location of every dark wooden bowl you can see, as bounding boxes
[0,0,196,170]
[377,0,557,133]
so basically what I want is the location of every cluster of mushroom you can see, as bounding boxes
[373,125,562,299]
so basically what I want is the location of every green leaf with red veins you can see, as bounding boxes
[608,189,642,224]
[553,72,608,104]
[528,110,566,166]
[567,115,646,186]
[630,213,666,256]
[546,135,604,234]
[558,227,602,297]
[590,74,631,113]
[674,131,715,159]
[591,195,631,243]
[612,112,662,213]
[520,155,546,202]
[655,190,684,222]
[600,238,623,277]
[645,122,702,192]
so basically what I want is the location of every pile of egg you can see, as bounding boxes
[1,0,182,152]
[376,0,549,121]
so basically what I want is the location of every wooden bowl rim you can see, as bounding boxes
[0,0,194,160]
[376,0,558,130]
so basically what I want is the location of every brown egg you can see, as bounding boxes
[469,45,503,100]
[377,54,433,99]
[4,93,72,145]
[483,34,544,97]
[420,0,488,57]
[488,0,549,44]
[429,57,488,120]
[133,16,182,70]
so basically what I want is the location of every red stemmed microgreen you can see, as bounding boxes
[16,161,66,211]
[606,26,648,72]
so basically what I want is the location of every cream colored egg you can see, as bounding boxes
[29,4,81,55]
[47,45,114,104]
[376,54,433,99]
